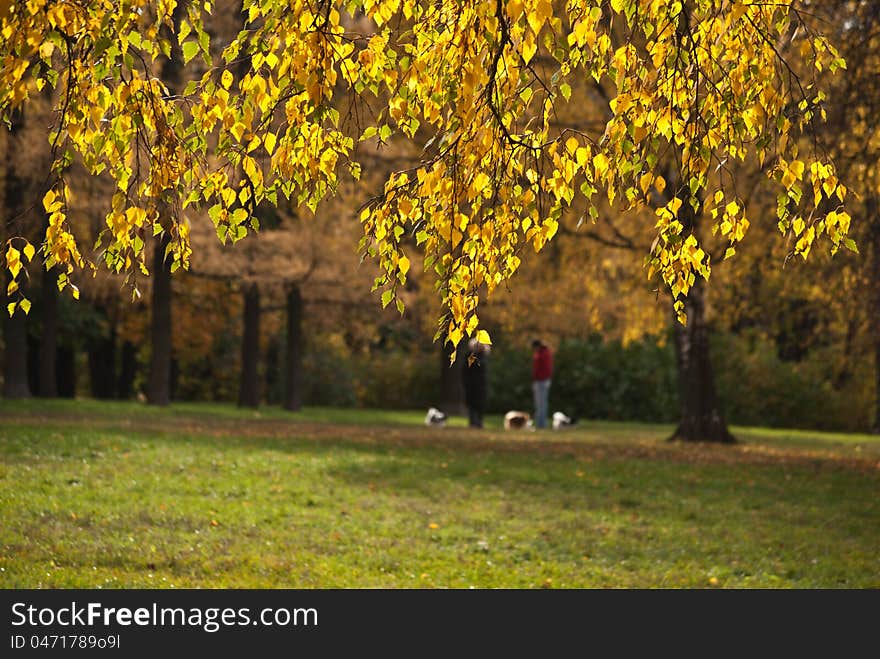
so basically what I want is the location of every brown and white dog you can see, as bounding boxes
[503,410,533,430]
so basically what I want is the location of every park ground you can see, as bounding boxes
[1,399,878,588]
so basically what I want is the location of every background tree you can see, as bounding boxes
[811,0,880,431]
[1,109,33,398]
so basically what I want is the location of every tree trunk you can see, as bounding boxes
[669,279,735,443]
[439,340,466,416]
[238,282,261,408]
[283,284,304,412]
[2,108,31,399]
[56,345,76,398]
[87,309,116,399]
[37,266,58,397]
[3,301,31,398]
[147,235,173,406]
[143,0,187,407]
[117,340,137,400]
[867,196,880,434]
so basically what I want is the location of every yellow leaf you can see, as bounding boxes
[448,325,462,347]
[535,0,553,25]
[7,302,16,316]
[399,255,410,276]
[822,176,837,198]
[42,189,62,213]
[22,242,35,262]
[6,246,21,278]
[522,34,537,64]
[656,113,671,138]
[472,171,490,193]
[476,329,492,345]
[527,0,552,33]
[592,153,609,177]
[221,69,233,90]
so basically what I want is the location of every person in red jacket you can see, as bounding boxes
[531,339,553,429]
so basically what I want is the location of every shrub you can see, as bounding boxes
[352,350,438,410]
[712,331,873,432]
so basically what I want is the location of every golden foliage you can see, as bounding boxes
[0,0,854,345]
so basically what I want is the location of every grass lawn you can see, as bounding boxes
[1,399,878,588]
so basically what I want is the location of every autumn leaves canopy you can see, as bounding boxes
[0,0,853,344]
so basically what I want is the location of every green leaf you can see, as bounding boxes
[182,40,199,64]
[128,31,142,51]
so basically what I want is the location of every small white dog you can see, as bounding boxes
[425,407,447,427]
[552,411,575,430]
[503,410,533,430]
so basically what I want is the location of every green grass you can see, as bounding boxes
[1,399,878,588]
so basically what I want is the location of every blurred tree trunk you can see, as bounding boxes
[2,109,30,399]
[37,265,58,397]
[238,282,260,408]
[117,340,137,400]
[56,345,76,398]
[3,302,30,398]
[88,306,116,399]
[283,284,303,412]
[868,196,880,434]
[145,2,187,406]
[147,234,173,406]
[439,340,465,416]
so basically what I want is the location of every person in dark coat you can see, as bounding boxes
[461,338,490,428]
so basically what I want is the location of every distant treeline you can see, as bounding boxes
[9,299,874,432]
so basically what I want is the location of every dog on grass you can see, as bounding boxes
[503,410,533,430]
[552,411,576,430]
[425,407,448,427]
